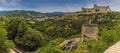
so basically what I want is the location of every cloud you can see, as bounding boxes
[29,0,120,12]
[35,4,82,13]
[0,0,120,12]
[0,0,20,6]
[106,0,120,11]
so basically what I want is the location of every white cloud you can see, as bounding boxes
[0,0,20,6]
[37,0,120,12]
[35,5,82,13]
[0,8,4,11]
[107,0,120,11]
[0,0,120,12]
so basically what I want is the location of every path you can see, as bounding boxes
[10,48,24,53]
[104,41,120,53]
[10,49,17,53]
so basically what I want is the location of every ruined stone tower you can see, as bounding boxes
[81,24,99,41]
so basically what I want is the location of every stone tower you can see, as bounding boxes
[81,24,99,41]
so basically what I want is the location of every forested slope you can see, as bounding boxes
[0,12,120,53]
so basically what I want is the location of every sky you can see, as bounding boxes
[0,0,120,12]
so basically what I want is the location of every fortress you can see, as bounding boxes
[82,4,111,13]
[65,4,111,17]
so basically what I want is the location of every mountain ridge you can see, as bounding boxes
[0,10,65,18]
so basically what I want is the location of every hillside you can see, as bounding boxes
[0,10,64,18]
[30,12,120,53]
[0,11,120,53]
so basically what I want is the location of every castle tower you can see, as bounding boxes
[94,4,97,8]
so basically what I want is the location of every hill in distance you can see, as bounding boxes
[0,10,65,18]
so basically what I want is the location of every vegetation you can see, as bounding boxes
[0,16,15,53]
[0,12,120,53]
[33,19,83,40]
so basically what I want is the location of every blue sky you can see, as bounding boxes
[0,0,119,12]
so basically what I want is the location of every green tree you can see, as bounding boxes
[0,28,15,53]
[7,17,29,40]
[15,28,44,51]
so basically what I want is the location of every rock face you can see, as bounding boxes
[60,38,82,51]
[81,24,99,41]
[104,41,120,53]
